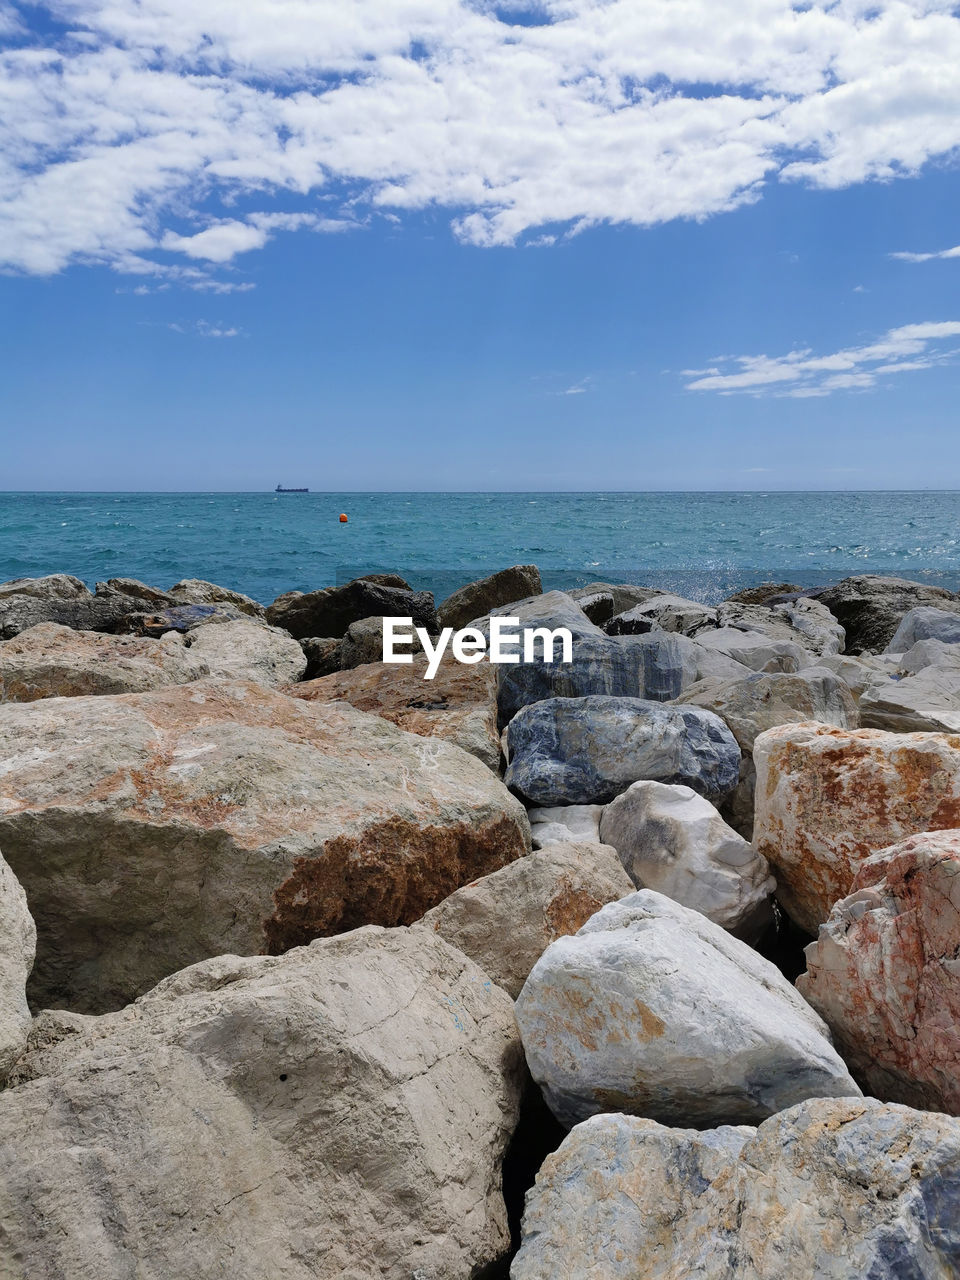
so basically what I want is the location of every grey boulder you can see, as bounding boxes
[885,605,960,653]
[168,578,266,619]
[266,576,436,640]
[183,618,307,688]
[529,804,604,849]
[0,851,34,1081]
[817,574,960,654]
[437,563,542,630]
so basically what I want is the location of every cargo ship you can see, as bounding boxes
[275,484,309,493]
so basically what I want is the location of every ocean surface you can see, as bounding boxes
[2,491,960,606]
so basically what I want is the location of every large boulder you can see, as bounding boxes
[754,723,960,934]
[123,601,269,636]
[0,575,168,638]
[724,581,804,604]
[715,597,845,658]
[168,578,266,619]
[0,573,88,602]
[266,576,436,640]
[480,590,603,643]
[437,564,542,630]
[567,582,662,627]
[514,891,858,1129]
[0,852,34,1082]
[0,681,530,1012]
[504,696,741,807]
[511,1099,960,1280]
[183,618,307,688]
[292,655,500,771]
[817,650,899,701]
[299,635,342,679]
[686,626,808,673]
[797,830,960,1114]
[885,605,960,654]
[858,663,960,733]
[606,593,717,637]
[528,804,604,849]
[598,780,774,937]
[0,926,524,1279]
[817,575,960,654]
[0,622,208,700]
[416,842,634,998]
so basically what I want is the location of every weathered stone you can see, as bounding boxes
[121,601,259,636]
[299,636,342,679]
[0,851,34,1081]
[95,577,176,608]
[859,664,960,733]
[266,577,436,640]
[340,615,424,669]
[437,564,542,630]
[689,626,809,673]
[895,637,960,675]
[184,618,307,688]
[816,650,898,700]
[0,577,163,638]
[598,781,774,936]
[292,655,500,771]
[715,598,845,658]
[0,681,530,1012]
[675,667,858,752]
[505,696,741,807]
[607,593,717,637]
[568,583,662,626]
[754,723,960,934]
[168,578,266,619]
[885,605,960,654]
[798,830,960,1114]
[0,573,88,602]
[529,804,604,849]
[511,1098,960,1280]
[817,574,960,654]
[724,581,804,605]
[0,622,208,700]
[416,842,634,998]
[0,926,524,1279]
[514,891,858,1130]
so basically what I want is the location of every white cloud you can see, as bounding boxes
[684,320,960,397]
[891,244,960,263]
[2,1,960,276]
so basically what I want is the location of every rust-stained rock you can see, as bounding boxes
[797,830,960,1114]
[754,722,960,933]
[291,655,500,771]
[415,841,634,997]
[0,681,530,1012]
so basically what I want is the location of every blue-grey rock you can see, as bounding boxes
[511,1098,960,1280]
[514,891,858,1131]
[122,602,254,636]
[504,696,741,806]
[885,606,960,654]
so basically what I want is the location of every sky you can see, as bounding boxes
[1,0,960,491]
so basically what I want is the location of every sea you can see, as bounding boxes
[2,491,959,606]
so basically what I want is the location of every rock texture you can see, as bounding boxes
[292,655,500,771]
[0,926,524,1280]
[715,597,845,658]
[504,696,741,807]
[858,663,960,733]
[568,583,661,627]
[598,781,774,936]
[529,804,604,849]
[687,626,808,673]
[168,578,266,618]
[416,842,634,998]
[817,574,960,654]
[754,723,960,933]
[607,593,716,637]
[266,576,436,640]
[511,1098,960,1280]
[0,681,530,1011]
[0,623,208,700]
[299,635,342,679]
[0,851,34,1081]
[797,830,960,1114]
[514,891,858,1129]
[437,564,542,630]
[885,605,960,653]
[124,602,272,637]
[184,619,307,688]
[0,575,169,638]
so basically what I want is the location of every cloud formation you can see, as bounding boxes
[683,320,960,397]
[891,244,960,263]
[2,1,960,279]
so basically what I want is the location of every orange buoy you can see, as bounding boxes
[339,513,348,523]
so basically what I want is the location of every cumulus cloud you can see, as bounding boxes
[684,320,960,397]
[2,1,960,277]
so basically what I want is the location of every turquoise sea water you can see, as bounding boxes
[2,491,959,605]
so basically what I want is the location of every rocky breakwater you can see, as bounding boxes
[0,679,529,1011]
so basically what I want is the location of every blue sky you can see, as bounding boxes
[2,0,960,491]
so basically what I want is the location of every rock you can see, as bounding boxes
[299,636,342,679]
[568,583,662,626]
[885,605,960,653]
[859,664,960,733]
[675,667,859,753]
[168,578,266,619]
[0,576,166,639]
[598,781,774,936]
[529,804,604,849]
[505,696,741,807]
[895,637,960,675]
[514,890,859,1130]
[183,618,307,688]
[607,593,717,637]
[797,830,960,1114]
[416,842,634,998]
[754,723,960,934]
[478,589,603,642]
[715,598,845,658]
[724,581,804,605]
[292,655,500,772]
[437,564,542,630]
[0,681,530,1012]
[0,852,34,1081]
[121,601,259,636]
[0,622,208,700]
[817,650,897,700]
[95,577,176,608]
[689,626,809,673]
[266,576,436,640]
[511,1098,960,1280]
[817,574,960,654]
[0,573,88,601]
[0,926,524,1279]
[340,615,425,669]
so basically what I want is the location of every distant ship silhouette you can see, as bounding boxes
[275,484,309,493]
